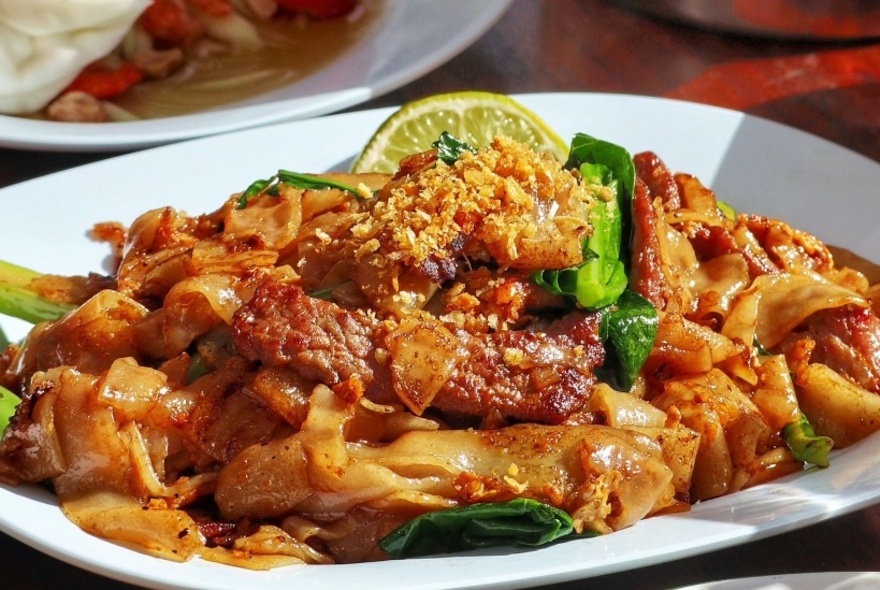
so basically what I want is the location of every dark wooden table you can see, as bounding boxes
[2,1,879,588]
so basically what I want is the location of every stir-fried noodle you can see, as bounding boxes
[2,135,879,567]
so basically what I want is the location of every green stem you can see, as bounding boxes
[783,413,833,467]
[0,260,74,324]
[239,170,366,208]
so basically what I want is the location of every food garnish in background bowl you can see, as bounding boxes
[1,92,880,569]
[0,0,370,123]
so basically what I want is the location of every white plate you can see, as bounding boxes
[675,572,880,590]
[2,93,880,590]
[0,0,511,153]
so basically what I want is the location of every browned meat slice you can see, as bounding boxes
[634,151,681,211]
[741,213,834,276]
[678,221,778,279]
[629,178,670,310]
[231,279,605,424]
[439,312,604,424]
[804,306,880,394]
[232,279,393,401]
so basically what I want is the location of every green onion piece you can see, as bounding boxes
[717,200,736,220]
[753,336,772,357]
[276,170,363,196]
[238,170,366,208]
[307,282,351,301]
[783,413,833,468]
[0,260,75,324]
[237,177,274,207]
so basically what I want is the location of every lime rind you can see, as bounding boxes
[351,92,567,174]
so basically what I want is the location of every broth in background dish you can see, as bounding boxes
[116,2,380,119]
[34,1,381,122]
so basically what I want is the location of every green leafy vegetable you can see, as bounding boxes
[378,498,585,559]
[783,413,834,468]
[0,385,20,434]
[533,187,627,309]
[565,133,636,202]
[238,170,365,208]
[0,260,75,324]
[533,134,656,390]
[431,131,477,165]
[599,290,659,391]
[533,133,635,311]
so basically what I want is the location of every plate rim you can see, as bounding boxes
[1,92,880,590]
[0,0,512,152]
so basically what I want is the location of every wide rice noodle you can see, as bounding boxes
[1,136,880,566]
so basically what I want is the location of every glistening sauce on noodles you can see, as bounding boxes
[4,127,880,568]
[829,246,880,285]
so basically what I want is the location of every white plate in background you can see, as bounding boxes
[0,0,511,152]
[1,93,880,590]
[675,572,880,590]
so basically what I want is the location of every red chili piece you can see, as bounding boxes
[64,62,143,99]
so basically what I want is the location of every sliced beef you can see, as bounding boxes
[231,279,605,424]
[804,306,880,395]
[439,311,604,424]
[634,151,681,211]
[629,178,670,310]
[232,279,393,402]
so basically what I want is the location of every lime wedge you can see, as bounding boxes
[351,91,568,174]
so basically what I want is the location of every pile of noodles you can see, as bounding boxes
[1,135,879,568]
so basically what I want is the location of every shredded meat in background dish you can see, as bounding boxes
[2,135,880,568]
